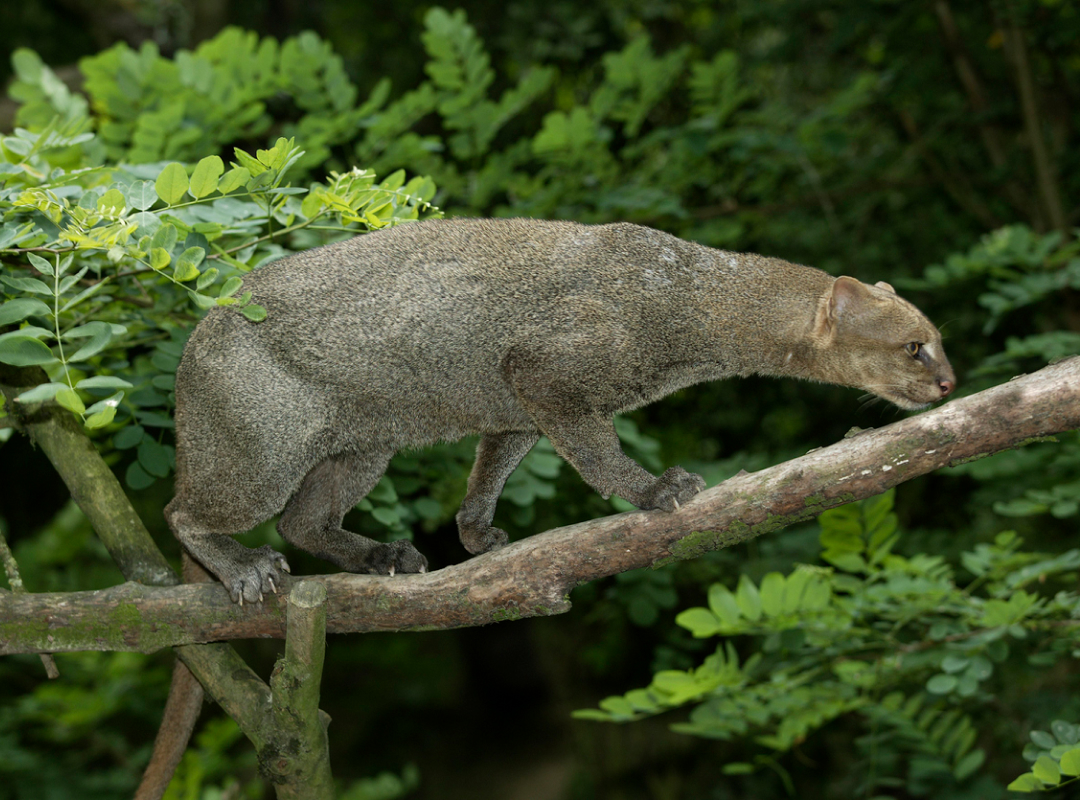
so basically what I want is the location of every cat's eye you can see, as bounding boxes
[905,342,921,358]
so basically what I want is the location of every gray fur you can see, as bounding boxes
[167,218,955,603]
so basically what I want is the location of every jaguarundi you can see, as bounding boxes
[165,217,955,604]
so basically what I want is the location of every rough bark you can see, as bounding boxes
[0,364,176,586]
[0,364,302,797]
[264,581,334,799]
[2,356,1078,656]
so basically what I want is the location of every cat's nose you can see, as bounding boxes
[938,378,955,398]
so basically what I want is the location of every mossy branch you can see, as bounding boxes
[0,363,309,794]
[2,357,1078,655]
[264,581,334,798]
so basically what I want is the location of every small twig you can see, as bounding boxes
[796,151,841,236]
[897,109,1002,229]
[932,0,1034,220]
[0,522,58,678]
[1000,18,1068,232]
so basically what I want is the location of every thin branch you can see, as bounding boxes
[0,521,58,678]
[2,357,1078,656]
[1001,21,1068,232]
[897,110,1002,229]
[932,0,1035,220]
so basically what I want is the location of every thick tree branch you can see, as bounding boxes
[0,363,284,778]
[1,357,1079,656]
[0,364,176,586]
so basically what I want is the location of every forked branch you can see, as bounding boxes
[1,357,1078,655]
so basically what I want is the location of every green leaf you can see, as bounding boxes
[1032,730,1058,750]
[173,247,205,282]
[218,167,251,194]
[137,437,171,478]
[97,188,127,214]
[150,248,171,270]
[371,506,400,526]
[675,607,723,638]
[114,425,145,450]
[155,162,190,205]
[800,576,831,610]
[0,335,56,366]
[966,656,993,681]
[189,155,225,199]
[26,253,55,276]
[1059,749,1080,776]
[759,572,785,617]
[11,48,44,83]
[241,303,267,322]
[954,748,985,781]
[1007,773,1042,792]
[708,584,741,626]
[0,298,51,326]
[14,382,66,403]
[151,223,178,253]
[1033,755,1061,786]
[571,709,615,721]
[55,387,85,414]
[1,275,52,295]
[722,763,754,775]
[188,291,216,310]
[219,276,244,297]
[232,148,267,177]
[67,321,113,362]
[85,391,123,416]
[941,655,970,673]
[926,674,957,694]
[783,569,810,613]
[821,550,868,573]
[196,267,220,290]
[128,180,158,211]
[125,460,155,490]
[735,574,762,622]
[381,169,406,191]
[76,376,133,390]
[85,406,116,429]
[1052,720,1080,746]
[598,696,636,717]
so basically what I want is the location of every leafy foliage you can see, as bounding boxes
[576,491,1080,795]
[1,89,438,480]
[1008,720,1080,793]
[911,227,1080,532]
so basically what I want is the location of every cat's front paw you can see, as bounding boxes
[363,540,428,576]
[645,467,705,512]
